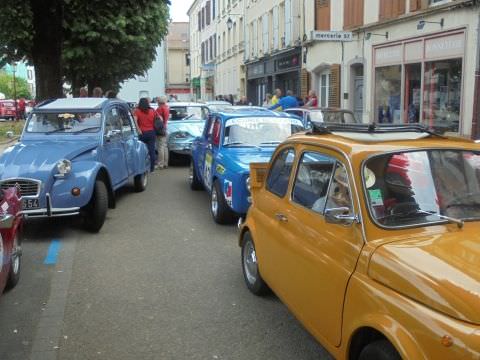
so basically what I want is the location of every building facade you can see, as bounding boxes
[3,62,36,98]
[118,44,166,103]
[165,22,191,101]
[304,0,480,137]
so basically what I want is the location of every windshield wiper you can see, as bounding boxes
[182,114,195,120]
[260,141,281,145]
[72,126,101,134]
[417,210,464,228]
[45,127,73,134]
[224,142,261,150]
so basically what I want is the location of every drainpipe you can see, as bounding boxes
[472,12,480,139]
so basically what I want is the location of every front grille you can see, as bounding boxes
[0,179,40,197]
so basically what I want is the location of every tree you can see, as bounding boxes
[0,0,170,100]
[0,72,32,99]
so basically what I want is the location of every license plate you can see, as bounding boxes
[22,198,39,210]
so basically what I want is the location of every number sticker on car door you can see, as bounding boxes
[204,152,213,189]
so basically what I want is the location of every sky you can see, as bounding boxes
[169,1,191,22]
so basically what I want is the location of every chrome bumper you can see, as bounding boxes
[21,193,80,218]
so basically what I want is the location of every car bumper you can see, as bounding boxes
[168,142,193,155]
[22,194,80,218]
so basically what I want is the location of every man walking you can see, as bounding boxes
[271,89,282,106]
[269,90,299,111]
[155,96,170,169]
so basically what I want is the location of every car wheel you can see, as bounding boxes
[84,180,108,233]
[189,161,203,191]
[241,232,269,296]
[134,171,148,192]
[211,180,236,224]
[5,230,22,290]
[359,340,401,360]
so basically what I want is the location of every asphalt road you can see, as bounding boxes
[0,167,332,360]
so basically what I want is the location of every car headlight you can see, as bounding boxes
[246,177,251,192]
[56,159,72,176]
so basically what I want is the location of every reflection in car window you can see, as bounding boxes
[293,152,336,214]
[267,148,295,197]
[104,108,122,134]
[170,106,209,120]
[26,112,102,133]
[325,163,352,212]
[118,107,133,134]
[364,150,480,227]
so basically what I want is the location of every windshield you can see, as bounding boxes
[364,150,480,228]
[223,117,304,147]
[170,106,209,121]
[26,112,102,133]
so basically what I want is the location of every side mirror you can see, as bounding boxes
[324,207,357,226]
[0,214,14,229]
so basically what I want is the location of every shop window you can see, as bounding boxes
[422,59,461,133]
[405,63,421,123]
[375,65,401,123]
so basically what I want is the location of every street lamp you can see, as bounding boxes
[11,62,17,121]
[417,18,444,30]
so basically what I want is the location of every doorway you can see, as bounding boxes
[351,64,364,122]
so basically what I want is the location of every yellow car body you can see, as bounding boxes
[240,131,480,359]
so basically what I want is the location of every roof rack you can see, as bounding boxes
[309,122,445,138]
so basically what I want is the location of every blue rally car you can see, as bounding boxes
[190,110,304,224]
[0,98,150,232]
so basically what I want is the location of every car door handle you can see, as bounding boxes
[275,213,288,223]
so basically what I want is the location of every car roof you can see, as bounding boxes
[213,110,300,121]
[36,98,111,111]
[285,124,478,161]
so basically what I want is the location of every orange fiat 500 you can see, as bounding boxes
[239,123,480,360]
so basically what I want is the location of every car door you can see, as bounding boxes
[262,146,364,347]
[197,116,221,190]
[102,106,129,187]
[118,106,136,176]
[195,115,213,185]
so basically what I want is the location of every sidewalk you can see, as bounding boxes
[0,137,19,154]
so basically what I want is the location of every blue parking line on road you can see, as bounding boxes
[44,240,62,265]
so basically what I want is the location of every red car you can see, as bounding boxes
[0,187,23,294]
[0,100,17,120]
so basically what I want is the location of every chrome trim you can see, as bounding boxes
[22,207,80,218]
[0,177,41,198]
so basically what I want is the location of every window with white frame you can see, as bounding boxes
[284,0,292,46]
[318,71,330,108]
[272,6,279,50]
[262,13,269,55]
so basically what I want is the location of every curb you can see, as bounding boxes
[0,136,20,145]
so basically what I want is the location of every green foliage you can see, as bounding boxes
[0,0,170,96]
[0,72,31,99]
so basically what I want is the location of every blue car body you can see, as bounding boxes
[0,98,149,219]
[191,110,304,217]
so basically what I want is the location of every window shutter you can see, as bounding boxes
[380,0,405,20]
[344,0,364,29]
[273,6,279,50]
[300,69,310,100]
[315,0,330,30]
[329,64,341,108]
[285,0,292,46]
[262,14,269,54]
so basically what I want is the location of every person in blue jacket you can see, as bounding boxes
[269,90,299,111]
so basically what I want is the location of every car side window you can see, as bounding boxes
[325,163,353,213]
[266,148,295,197]
[292,152,336,214]
[118,107,133,135]
[104,107,122,134]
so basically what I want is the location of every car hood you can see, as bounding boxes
[368,226,480,325]
[168,120,205,137]
[219,147,276,172]
[0,140,98,180]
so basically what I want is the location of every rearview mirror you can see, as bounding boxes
[324,207,356,226]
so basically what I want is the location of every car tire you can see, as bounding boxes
[84,180,108,233]
[189,161,203,191]
[359,340,401,360]
[134,171,148,192]
[241,232,269,296]
[5,230,22,291]
[211,180,236,224]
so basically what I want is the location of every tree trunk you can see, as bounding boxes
[30,0,63,100]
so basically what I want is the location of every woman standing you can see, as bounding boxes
[134,98,156,172]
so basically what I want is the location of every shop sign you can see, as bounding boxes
[425,33,464,59]
[374,45,402,66]
[311,31,353,42]
[276,54,300,71]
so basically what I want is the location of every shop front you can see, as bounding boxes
[373,29,465,134]
[246,48,302,106]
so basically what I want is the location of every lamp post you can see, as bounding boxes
[11,63,17,121]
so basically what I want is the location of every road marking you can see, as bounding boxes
[44,240,62,265]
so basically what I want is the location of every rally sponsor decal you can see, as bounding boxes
[204,152,213,189]
[216,164,225,175]
[0,234,3,269]
[224,180,233,207]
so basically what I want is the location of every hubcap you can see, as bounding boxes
[11,234,20,274]
[211,187,218,217]
[243,240,258,285]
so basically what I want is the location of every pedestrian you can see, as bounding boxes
[134,98,157,172]
[217,95,224,101]
[155,96,170,169]
[79,88,88,97]
[263,93,273,107]
[92,87,103,97]
[271,88,282,106]
[105,90,117,99]
[269,90,299,111]
[236,96,249,106]
[304,90,318,107]
[17,98,26,120]
[228,94,235,105]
